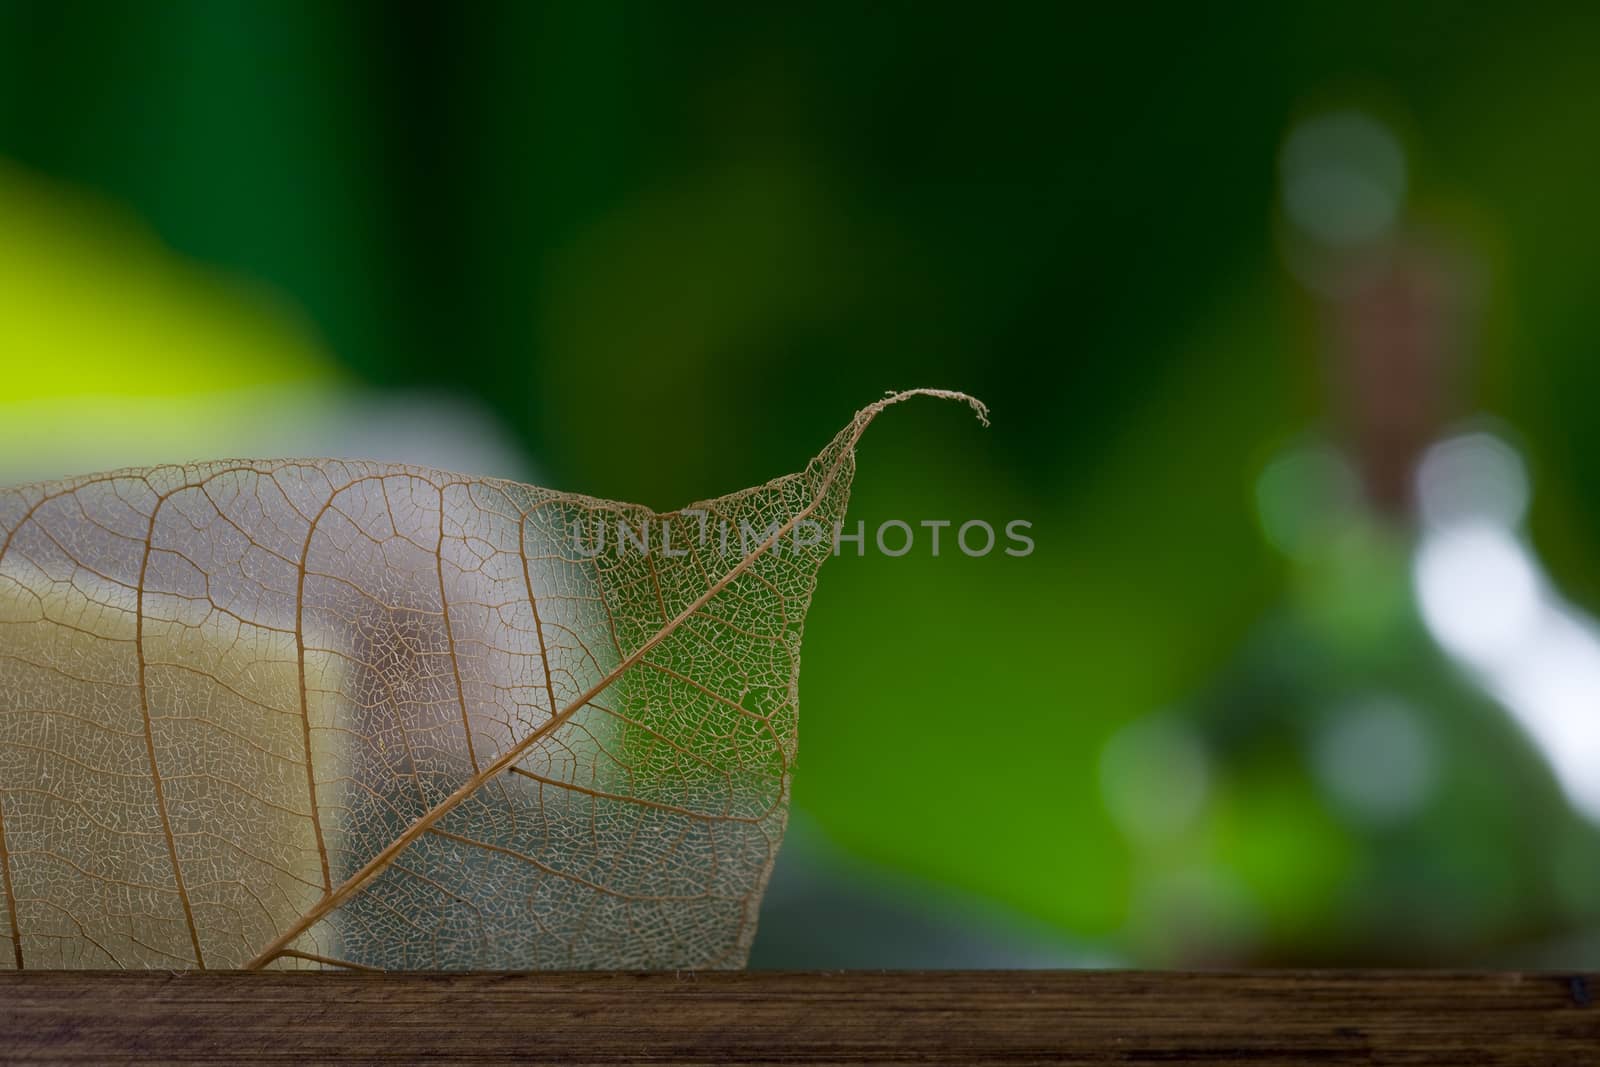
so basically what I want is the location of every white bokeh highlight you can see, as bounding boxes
[1413,430,1600,821]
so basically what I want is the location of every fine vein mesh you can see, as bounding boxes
[0,390,984,970]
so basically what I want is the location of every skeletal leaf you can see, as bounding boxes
[0,389,985,970]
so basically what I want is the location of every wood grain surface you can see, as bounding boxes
[1,970,1594,1064]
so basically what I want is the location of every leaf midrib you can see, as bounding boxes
[243,406,855,968]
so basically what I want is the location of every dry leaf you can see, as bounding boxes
[0,388,986,970]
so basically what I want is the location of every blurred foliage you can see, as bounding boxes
[5,1,1600,964]
[0,162,326,403]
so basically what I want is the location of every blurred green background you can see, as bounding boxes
[5,1,1600,967]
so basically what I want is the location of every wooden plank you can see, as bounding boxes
[0,971,1594,1064]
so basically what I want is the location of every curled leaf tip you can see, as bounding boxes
[869,388,990,428]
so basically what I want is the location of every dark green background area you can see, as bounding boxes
[5,1,1600,964]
